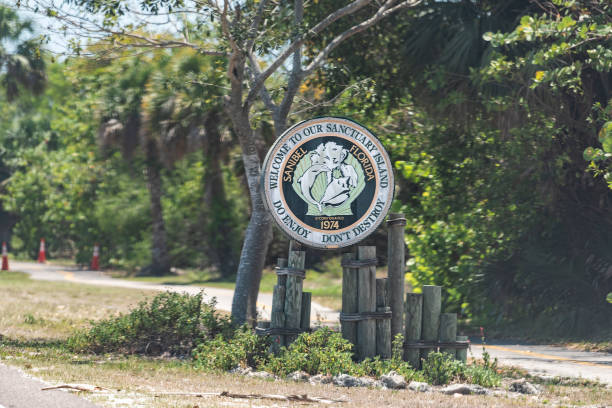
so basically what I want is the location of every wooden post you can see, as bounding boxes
[270,258,287,353]
[387,213,406,341]
[341,252,358,346]
[300,292,311,332]
[276,257,288,286]
[456,335,468,363]
[439,313,457,356]
[404,293,423,369]
[357,246,376,359]
[284,241,305,344]
[421,285,441,361]
[376,278,391,359]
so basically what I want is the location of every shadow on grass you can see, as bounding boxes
[0,336,65,350]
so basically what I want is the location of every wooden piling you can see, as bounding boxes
[300,292,311,332]
[357,246,376,359]
[387,213,406,340]
[421,285,441,361]
[341,252,358,346]
[439,313,457,356]
[270,258,287,352]
[284,241,305,344]
[376,278,391,359]
[276,257,288,287]
[456,335,468,363]
[404,293,423,369]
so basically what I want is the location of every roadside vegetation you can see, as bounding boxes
[1,272,609,408]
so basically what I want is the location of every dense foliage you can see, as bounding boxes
[1,1,609,334]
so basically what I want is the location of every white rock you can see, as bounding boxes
[288,371,310,382]
[380,371,407,389]
[509,378,540,395]
[309,374,333,385]
[247,371,275,379]
[440,383,491,395]
[408,381,432,392]
[333,374,362,387]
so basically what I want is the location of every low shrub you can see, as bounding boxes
[67,292,231,355]
[464,349,501,387]
[421,352,465,385]
[355,334,424,381]
[192,325,270,371]
[421,349,501,386]
[265,328,354,376]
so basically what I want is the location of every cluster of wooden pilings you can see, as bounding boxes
[339,213,469,365]
[404,286,468,368]
[262,241,312,353]
[260,212,468,366]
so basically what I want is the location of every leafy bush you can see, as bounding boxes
[67,292,231,355]
[421,352,465,385]
[464,349,501,387]
[421,349,501,387]
[192,325,270,371]
[355,334,423,381]
[265,328,354,376]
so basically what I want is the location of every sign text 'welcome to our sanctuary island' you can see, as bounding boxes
[262,117,394,249]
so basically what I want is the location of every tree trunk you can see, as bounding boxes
[144,147,171,276]
[229,105,273,326]
[202,112,237,277]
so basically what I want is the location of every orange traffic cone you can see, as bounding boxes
[37,238,46,263]
[91,243,99,271]
[2,242,9,271]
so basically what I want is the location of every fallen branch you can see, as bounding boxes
[155,390,348,404]
[42,384,109,392]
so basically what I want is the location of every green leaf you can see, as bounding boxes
[599,121,612,152]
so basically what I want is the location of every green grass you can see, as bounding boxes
[116,256,346,310]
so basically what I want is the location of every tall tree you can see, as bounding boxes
[0,5,45,245]
[97,54,172,275]
[28,0,421,324]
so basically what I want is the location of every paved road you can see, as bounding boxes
[10,261,339,324]
[470,340,612,385]
[6,261,612,386]
[0,363,100,408]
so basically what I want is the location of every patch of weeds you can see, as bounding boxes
[421,349,501,387]
[421,352,465,385]
[66,292,231,355]
[356,334,424,381]
[192,325,270,371]
[23,313,44,325]
[264,328,354,376]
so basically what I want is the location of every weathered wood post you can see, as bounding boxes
[456,335,469,363]
[284,240,305,344]
[376,278,391,359]
[341,251,358,346]
[270,258,287,352]
[421,285,441,361]
[387,213,406,340]
[300,292,311,331]
[357,246,377,359]
[404,293,423,369]
[439,313,457,356]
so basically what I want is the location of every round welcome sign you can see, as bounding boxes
[262,117,394,249]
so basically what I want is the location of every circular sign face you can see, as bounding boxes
[262,117,394,249]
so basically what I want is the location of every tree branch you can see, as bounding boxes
[246,0,270,53]
[304,0,421,77]
[248,51,278,116]
[277,0,304,128]
[244,0,372,107]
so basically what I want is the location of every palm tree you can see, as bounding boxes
[97,54,172,275]
[0,6,46,246]
[141,49,239,277]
